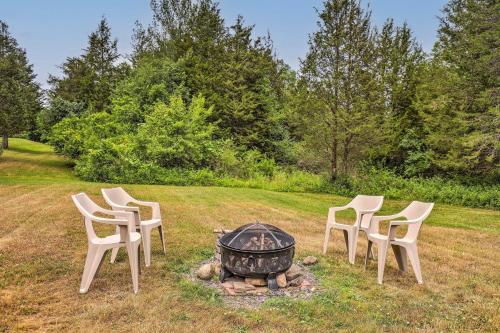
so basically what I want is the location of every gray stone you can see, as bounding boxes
[276,273,287,288]
[197,263,213,280]
[302,256,318,265]
[245,277,267,287]
[285,264,302,280]
[287,276,304,287]
[233,281,256,293]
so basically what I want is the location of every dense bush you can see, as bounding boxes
[112,56,189,127]
[36,97,85,142]
[136,95,216,169]
[49,112,124,159]
[332,168,500,209]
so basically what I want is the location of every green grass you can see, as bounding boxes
[0,138,499,332]
[0,138,78,184]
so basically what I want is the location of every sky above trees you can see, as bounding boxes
[2,0,446,88]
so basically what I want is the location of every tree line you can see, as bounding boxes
[0,0,498,185]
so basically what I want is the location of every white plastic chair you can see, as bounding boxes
[323,195,384,264]
[72,193,141,294]
[101,187,165,267]
[364,201,434,284]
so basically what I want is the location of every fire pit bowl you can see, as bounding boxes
[218,222,295,290]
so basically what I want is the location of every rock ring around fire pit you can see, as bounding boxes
[191,259,320,309]
[218,222,295,290]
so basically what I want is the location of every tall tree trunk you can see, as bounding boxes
[331,136,338,179]
[2,134,8,149]
[343,134,353,174]
[330,104,339,180]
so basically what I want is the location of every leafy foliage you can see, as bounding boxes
[112,55,188,127]
[35,97,85,141]
[136,95,215,169]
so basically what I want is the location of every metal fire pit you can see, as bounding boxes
[218,222,295,290]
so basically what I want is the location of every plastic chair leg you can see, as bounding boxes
[392,244,408,272]
[80,246,106,293]
[407,244,423,284]
[364,240,373,269]
[348,228,359,265]
[142,226,152,267]
[377,241,389,284]
[158,225,166,254]
[110,247,119,263]
[322,225,331,255]
[126,242,140,294]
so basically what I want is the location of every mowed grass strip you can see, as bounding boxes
[0,138,499,332]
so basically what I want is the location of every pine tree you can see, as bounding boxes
[300,0,377,177]
[419,0,499,176]
[49,18,128,113]
[0,20,41,149]
[374,19,426,175]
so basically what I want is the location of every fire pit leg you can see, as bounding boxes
[267,272,278,290]
[219,265,232,283]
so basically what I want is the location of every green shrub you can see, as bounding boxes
[112,56,188,127]
[48,116,85,159]
[36,97,85,142]
[74,137,166,184]
[137,95,216,169]
[49,112,124,159]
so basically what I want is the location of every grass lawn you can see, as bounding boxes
[1,138,499,332]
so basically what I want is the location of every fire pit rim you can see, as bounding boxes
[218,222,295,254]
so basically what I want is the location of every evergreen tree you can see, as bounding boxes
[216,17,285,154]
[0,20,41,149]
[419,0,499,176]
[300,0,377,177]
[49,18,128,113]
[374,19,426,175]
[135,0,288,157]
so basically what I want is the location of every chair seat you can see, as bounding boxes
[368,233,388,241]
[93,232,141,245]
[331,222,355,231]
[368,233,413,245]
[141,219,162,227]
[391,237,414,246]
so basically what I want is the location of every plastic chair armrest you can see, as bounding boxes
[131,200,161,219]
[387,219,419,240]
[110,203,139,212]
[90,215,128,226]
[359,208,380,214]
[329,204,351,212]
[389,219,420,226]
[131,199,157,207]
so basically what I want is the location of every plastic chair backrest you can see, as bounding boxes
[102,187,133,206]
[72,193,103,242]
[399,201,434,241]
[351,195,384,228]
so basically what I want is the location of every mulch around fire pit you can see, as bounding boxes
[188,258,322,309]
